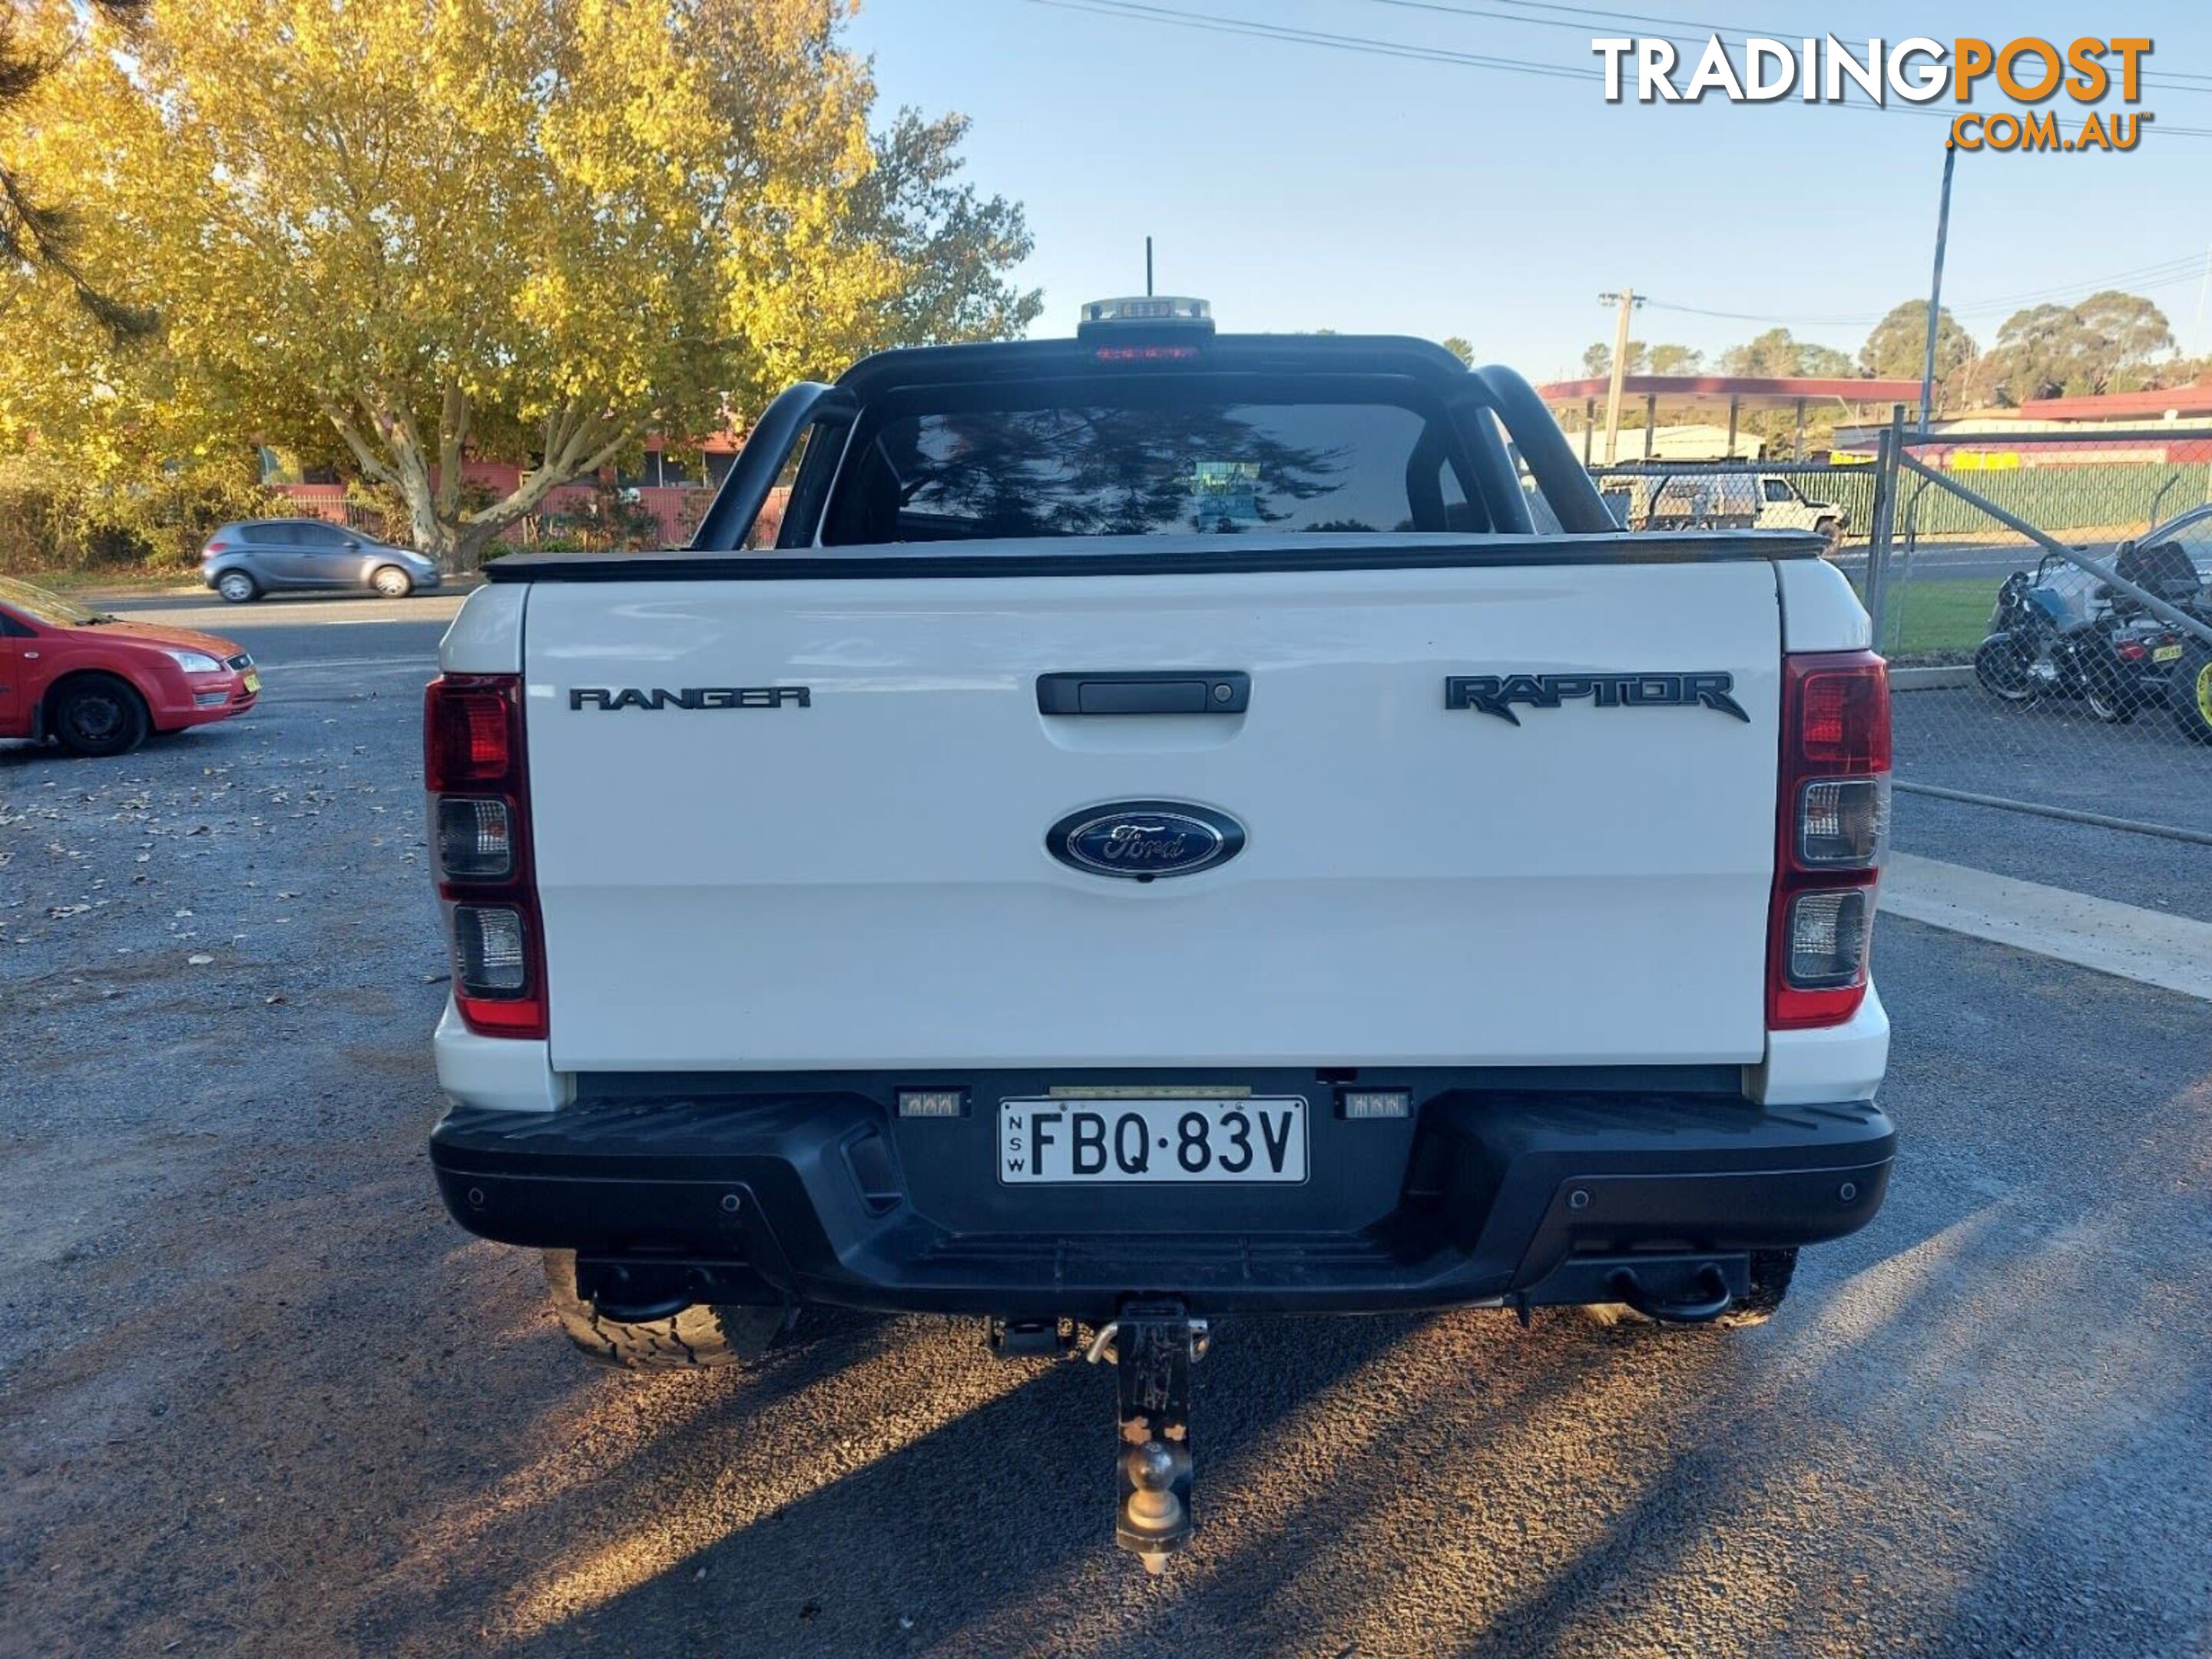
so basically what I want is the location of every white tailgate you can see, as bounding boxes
[521,558,1782,1071]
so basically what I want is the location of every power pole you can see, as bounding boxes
[1916,144,1956,439]
[1598,289,1642,465]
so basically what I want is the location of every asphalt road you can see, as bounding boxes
[97,586,466,670]
[5,593,2209,1658]
[1830,539,2051,585]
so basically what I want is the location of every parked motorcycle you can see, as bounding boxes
[1972,551,2187,724]
[2106,508,2212,743]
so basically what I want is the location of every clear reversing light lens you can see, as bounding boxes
[452,904,529,995]
[1798,777,1890,868]
[1786,888,1873,988]
[437,796,514,880]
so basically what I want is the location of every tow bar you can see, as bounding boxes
[1086,1301,1209,1572]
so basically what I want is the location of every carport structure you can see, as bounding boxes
[1535,374,1925,465]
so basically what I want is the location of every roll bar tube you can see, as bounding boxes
[689,382,846,551]
[1473,364,1618,534]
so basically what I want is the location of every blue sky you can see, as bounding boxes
[846,1,2212,378]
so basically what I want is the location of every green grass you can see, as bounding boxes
[1857,576,1992,662]
[0,565,201,597]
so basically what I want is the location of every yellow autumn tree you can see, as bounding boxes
[3,0,1036,568]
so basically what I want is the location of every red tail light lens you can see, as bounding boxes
[1790,658,1891,772]
[425,673,545,1038]
[425,676,519,790]
[1770,651,1889,1030]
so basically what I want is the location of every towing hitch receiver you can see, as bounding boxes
[1090,1301,1208,1571]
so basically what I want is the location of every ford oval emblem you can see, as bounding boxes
[1048,801,1246,882]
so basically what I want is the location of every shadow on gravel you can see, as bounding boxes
[474,1312,1441,1657]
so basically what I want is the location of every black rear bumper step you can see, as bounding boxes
[429,1084,1891,1320]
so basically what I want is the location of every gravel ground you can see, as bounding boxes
[1894,683,2212,839]
[5,674,2210,1659]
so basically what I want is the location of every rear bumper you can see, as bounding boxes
[429,1074,1892,1320]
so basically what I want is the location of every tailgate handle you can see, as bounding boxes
[1037,671,1250,717]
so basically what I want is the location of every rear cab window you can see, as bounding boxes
[816,373,1493,546]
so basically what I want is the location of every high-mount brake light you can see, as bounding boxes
[425,673,545,1038]
[1093,343,1202,363]
[1768,651,1890,1030]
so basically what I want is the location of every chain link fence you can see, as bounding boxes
[1876,424,2212,842]
[1591,426,2212,843]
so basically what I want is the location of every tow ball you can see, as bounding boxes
[1085,1300,1209,1572]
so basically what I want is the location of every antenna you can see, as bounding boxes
[1145,236,1154,298]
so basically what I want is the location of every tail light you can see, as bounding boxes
[1768,651,1889,1029]
[425,673,545,1038]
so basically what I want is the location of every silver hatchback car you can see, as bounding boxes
[200,519,444,602]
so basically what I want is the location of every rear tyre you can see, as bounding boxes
[1818,517,1846,555]
[2083,664,2137,724]
[216,570,259,603]
[541,1250,786,1370]
[2175,643,2212,746]
[1973,634,2038,704]
[48,673,152,758]
[1577,1248,1797,1333]
[369,565,414,598]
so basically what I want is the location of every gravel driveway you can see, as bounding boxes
[5,674,2209,1659]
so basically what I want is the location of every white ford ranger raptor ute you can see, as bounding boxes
[424,297,1893,1568]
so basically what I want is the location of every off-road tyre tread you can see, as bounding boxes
[541,1250,778,1370]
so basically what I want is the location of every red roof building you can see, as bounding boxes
[1535,374,1925,462]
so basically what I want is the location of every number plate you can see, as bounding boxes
[243,671,261,692]
[997,1096,1308,1184]
[2153,644,2184,664]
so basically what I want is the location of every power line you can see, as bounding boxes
[1641,255,2212,332]
[1022,0,1599,79]
[1943,257,2212,313]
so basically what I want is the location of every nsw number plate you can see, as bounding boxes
[997,1096,1308,1184]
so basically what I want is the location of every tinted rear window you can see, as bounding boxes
[820,384,1478,545]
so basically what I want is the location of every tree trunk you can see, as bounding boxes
[322,386,648,575]
[390,445,462,571]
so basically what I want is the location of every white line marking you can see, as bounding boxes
[256,656,429,672]
[1883,853,2212,1002]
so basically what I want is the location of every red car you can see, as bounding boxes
[0,578,260,757]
